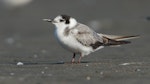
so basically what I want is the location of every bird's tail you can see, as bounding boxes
[98,34,139,46]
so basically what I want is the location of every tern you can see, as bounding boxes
[43,14,139,63]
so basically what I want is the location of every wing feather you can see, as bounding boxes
[71,23,103,49]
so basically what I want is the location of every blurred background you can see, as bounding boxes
[0,0,149,62]
[0,0,150,84]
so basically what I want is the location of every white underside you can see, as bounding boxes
[54,28,104,57]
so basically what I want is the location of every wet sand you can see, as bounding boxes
[0,0,150,84]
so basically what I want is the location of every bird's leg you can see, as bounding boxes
[78,53,82,63]
[71,53,76,63]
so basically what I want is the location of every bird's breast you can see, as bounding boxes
[54,28,93,55]
[54,28,79,52]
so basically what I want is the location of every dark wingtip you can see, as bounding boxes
[117,40,131,45]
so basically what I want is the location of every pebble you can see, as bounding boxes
[44,67,48,69]
[119,63,130,66]
[100,72,104,75]
[41,49,47,54]
[85,64,89,67]
[5,37,15,45]
[17,62,24,66]
[135,69,141,72]
[86,76,91,80]
[1,0,33,8]
[41,71,45,74]
[33,54,38,58]
[10,73,15,76]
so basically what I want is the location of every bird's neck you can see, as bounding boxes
[55,24,67,29]
[55,24,67,35]
[68,19,77,29]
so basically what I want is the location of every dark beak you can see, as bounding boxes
[43,19,57,23]
[43,19,52,22]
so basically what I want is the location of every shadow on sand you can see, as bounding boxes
[1,61,91,65]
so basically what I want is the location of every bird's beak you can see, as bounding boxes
[43,19,58,23]
[43,19,52,22]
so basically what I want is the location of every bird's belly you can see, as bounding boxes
[55,31,92,54]
[56,35,80,53]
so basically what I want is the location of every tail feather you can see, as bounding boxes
[98,33,139,46]
[102,36,131,46]
[98,34,139,41]
[112,35,140,41]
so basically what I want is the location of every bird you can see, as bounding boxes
[43,14,139,63]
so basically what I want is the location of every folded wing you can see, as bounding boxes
[72,23,104,49]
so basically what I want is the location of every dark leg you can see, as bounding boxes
[71,53,76,63]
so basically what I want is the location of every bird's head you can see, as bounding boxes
[43,14,77,29]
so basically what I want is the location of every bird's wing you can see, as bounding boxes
[71,23,104,49]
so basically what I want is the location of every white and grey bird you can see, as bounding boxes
[43,15,139,63]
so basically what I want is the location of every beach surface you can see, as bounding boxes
[0,0,150,84]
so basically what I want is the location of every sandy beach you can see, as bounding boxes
[0,0,150,84]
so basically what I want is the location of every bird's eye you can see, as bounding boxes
[60,19,64,22]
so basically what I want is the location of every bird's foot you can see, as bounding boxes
[71,58,75,64]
